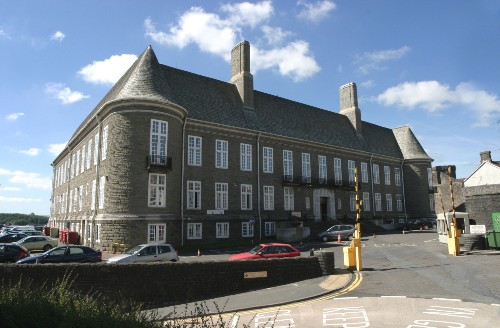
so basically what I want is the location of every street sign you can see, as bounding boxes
[470,225,486,234]
[249,217,256,226]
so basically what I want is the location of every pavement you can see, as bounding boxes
[153,268,353,319]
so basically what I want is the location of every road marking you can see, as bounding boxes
[381,295,406,298]
[432,298,462,302]
[492,303,500,307]
[334,297,359,300]
[230,315,239,328]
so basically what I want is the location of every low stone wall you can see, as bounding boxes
[0,256,326,307]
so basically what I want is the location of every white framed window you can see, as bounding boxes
[215,139,228,169]
[76,150,80,176]
[87,138,92,170]
[241,184,252,210]
[348,160,356,186]
[188,135,202,166]
[87,223,93,242]
[73,188,78,212]
[98,176,105,209]
[361,162,368,183]
[240,143,252,171]
[334,158,342,185]
[363,192,370,212]
[375,193,382,211]
[427,167,433,190]
[396,194,403,212]
[148,174,166,207]
[284,187,294,211]
[91,179,96,211]
[187,181,201,210]
[283,150,293,179]
[302,153,311,181]
[81,145,86,173]
[215,183,228,210]
[384,166,391,185]
[265,222,276,236]
[79,186,83,211]
[94,133,99,165]
[150,120,168,165]
[69,189,73,213]
[395,168,401,186]
[373,164,380,184]
[263,186,274,210]
[187,223,202,239]
[429,194,435,211]
[95,224,101,243]
[242,222,254,237]
[263,147,273,173]
[337,198,342,210]
[350,193,356,211]
[305,196,311,210]
[386,194,393,211]
[216,222,229,238]
[148,224,166,243]
[318,155,327,183]
[101,125,108,161]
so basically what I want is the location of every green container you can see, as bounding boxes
[486,230,500,249]
[493,213,500,231]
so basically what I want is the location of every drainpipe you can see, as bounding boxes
[180,117,187,247]
[50,163,55,221]
[65,146,72,226]
[257,133,262,240]
[369,154,375,217]
[91,114,102,248]
[401,160,408,221]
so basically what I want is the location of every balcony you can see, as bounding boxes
[146,155,172,171]
[281,176,355,190]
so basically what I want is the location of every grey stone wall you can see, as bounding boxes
[463,184,500,230]
[403,161,434,219]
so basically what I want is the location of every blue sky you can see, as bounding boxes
[1,0,499,215]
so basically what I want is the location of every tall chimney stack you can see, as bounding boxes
[339,82,362,136]
[480,150,492,162]
[230,41,254,109]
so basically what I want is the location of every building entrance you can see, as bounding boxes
[313,189,335,222]
[320,197,328,221]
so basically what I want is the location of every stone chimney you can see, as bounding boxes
[480,150,492,163]
[230,41,254,109]
[339,82,362,136]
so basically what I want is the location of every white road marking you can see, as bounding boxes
[432,298,462,302]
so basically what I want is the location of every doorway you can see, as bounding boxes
[320,197,328,221]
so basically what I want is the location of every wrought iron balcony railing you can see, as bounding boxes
[146,155,172,171]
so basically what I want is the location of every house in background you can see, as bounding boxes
[48,41,434,251]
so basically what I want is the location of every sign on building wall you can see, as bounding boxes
[469,225,486,234]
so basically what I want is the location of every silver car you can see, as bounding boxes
[318,224,355,242]
[107,244,179,264]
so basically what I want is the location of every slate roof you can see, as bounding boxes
[69,46,432,162]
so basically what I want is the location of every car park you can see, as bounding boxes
[229,243,300,261]
[15,235,59,252]
[0,243,30,263]
[318,224,355,242]
[16,245,102,264]
[0,232,28,243]
[107,244,179,264]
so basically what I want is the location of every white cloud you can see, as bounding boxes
[377,81,500,127]
[356,46,411,74]
[221,1,274,28]
[78,54,138,85]
[0,168,51,190]
[50,31,65,42]
[48,143,67,156]
[6,112,24,121]
[0,195,42,203]
[0,186,21,191]
[297,0,336,22]
[261,26,292,45]
[360,80,375,88]
[45,83,89,104]
[0,28,10,39]
[19,148,41,156]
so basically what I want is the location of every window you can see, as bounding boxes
[348,160,356,186]
[102,125,108,160]
[265,222,276,236]
[216,223,229,238]
[188,135,202,166]
[263,186,274,210]
[79,186,83,211]
[305,197,311,209]
[150,120,168,164]
[241,184,252,210]
[76,150,80,176]
[386,194,393,211]
[396,194,403,212]
[375,193,382,211]
[384,166,391,185]
[87,139,92,169]
[372,164,380,184]
[337,198,342,210]
[71,154,75,178]
[283,150,293,180]
[148,174,166,207]
[361,162,368,183]
[69,189,73,212]
[395,168,401,186]
[284,187,294,211]
[81,145,86,173]
[427,167,433,190]
[334,158,342,185]
[187,181,201,210]
[263,147,273,173]
[148,224,166,243]
[91,180,96,211]
[242,222,254,237]
[95,224,101,243]
[215,140,228,169]
[302,153,311,182]
[240,143,252,171]
[187,223,202,239]
[363,192,370,212]
[429,194,435,211]
[318,155,327,183]
[98,176,105,209]
[215,183,228,210]
[94,133,99,165]
[350,193,356,212]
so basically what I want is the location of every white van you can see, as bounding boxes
[10,225,36,231]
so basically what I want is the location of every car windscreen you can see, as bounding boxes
[248,245,263,254]
[124,245,143,254]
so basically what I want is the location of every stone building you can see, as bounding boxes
[48,41,434,250]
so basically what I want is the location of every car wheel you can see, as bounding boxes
[43,245,52,252]
[170,259,178,262]
[321,235,329,242]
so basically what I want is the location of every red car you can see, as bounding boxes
[229,243,300,261]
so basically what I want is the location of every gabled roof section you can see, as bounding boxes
[392,126,432,160]
[464,160,500,187]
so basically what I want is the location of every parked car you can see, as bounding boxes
[107,244,179,264]
[0,243,30,263]
[15,235,59,252]
[318,224,355,242]
[16,246,102,264]
[229,243,300,261]
[0,233,28,243]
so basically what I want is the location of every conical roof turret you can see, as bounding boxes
[393,126,432,160]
